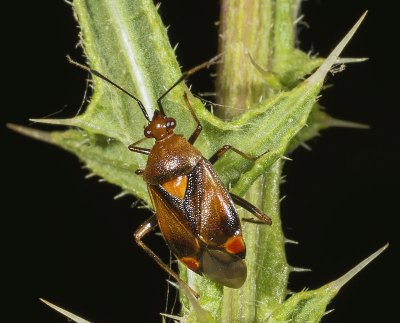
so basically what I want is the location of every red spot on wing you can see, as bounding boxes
[180,257,200,272]
[162,175,188,199]
[224,236,246,255]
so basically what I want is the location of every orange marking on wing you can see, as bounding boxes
[180,257,200,272]
[162,175,188,199]
[224,236,246,255]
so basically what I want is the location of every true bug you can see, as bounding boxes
[68,56,272,290]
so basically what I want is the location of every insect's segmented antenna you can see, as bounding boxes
[66,55,150,122]
[156,54,222,115]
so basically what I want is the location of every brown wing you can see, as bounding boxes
[186,158,243,248]
[151,158,245,255]
[148,185,201,262]
[149,160,247,287]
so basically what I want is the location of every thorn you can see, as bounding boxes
[7,123,54,144]
[323,309,335,317]
[166,281,213,321]
[173,43,179,52]
[113,191,129,200]
[198,92,216,97]
[328,117,370,129]
[84,173,96,179]
[155,2,161,10]
[130,200,140,208]
[300,142,312,151]
[307,11,368,85]
[166,279,179,290]
[286,290,295,295]
[280,155,293,161]
[291,266,312,273]
[279,195,287,203]
[39,298,91,323]
[336,57,369,64]
[331,243,389,290]
[294,14,305,25]
[98,178,106,183]
[285,238,299,245]
[29,117,76,127]
[160,313,183,322]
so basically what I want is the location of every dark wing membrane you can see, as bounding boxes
[185,158,242,247]
[148,185,200,259]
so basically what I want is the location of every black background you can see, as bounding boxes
[2,1,398,322]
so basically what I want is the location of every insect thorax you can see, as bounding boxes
[142,134,202,185]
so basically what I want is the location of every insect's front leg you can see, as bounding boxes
[134,216,199,298]
[230,193,272,225]
[128,137,151,155]
[128,146,150,155]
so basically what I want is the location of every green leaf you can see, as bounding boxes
[39,298,91,323]
[30,0,198,204]
[268,244,388,322]
[287,103,370,152]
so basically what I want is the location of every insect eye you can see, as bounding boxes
[166,118,176,129]
[144,127,152,138]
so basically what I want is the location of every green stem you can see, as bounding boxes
[215,1,295,321]
[216,0,275,118]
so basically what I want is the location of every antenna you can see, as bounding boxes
[67,55,150,122]
[156,54,222,115]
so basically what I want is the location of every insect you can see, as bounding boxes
[68,56,272,290]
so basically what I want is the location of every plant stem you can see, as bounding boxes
[216,0,275,118]
[215,1,294,321]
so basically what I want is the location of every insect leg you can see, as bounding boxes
[209,145,269,165]
[128,137,150,155]
[183,93,203,144]
[156,55,221,115]
[230,193,272,225]
[134,216,198,298]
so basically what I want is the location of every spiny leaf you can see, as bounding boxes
[287,104,370,153]
[40,298,91,323]
[267,244,388,323]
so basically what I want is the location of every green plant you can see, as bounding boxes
[9,1,387,322]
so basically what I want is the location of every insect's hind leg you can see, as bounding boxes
[134,216,199,298]
[230,193,272,225]
[209,145,269,165]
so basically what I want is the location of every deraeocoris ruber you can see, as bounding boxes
[69,56,272,290]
